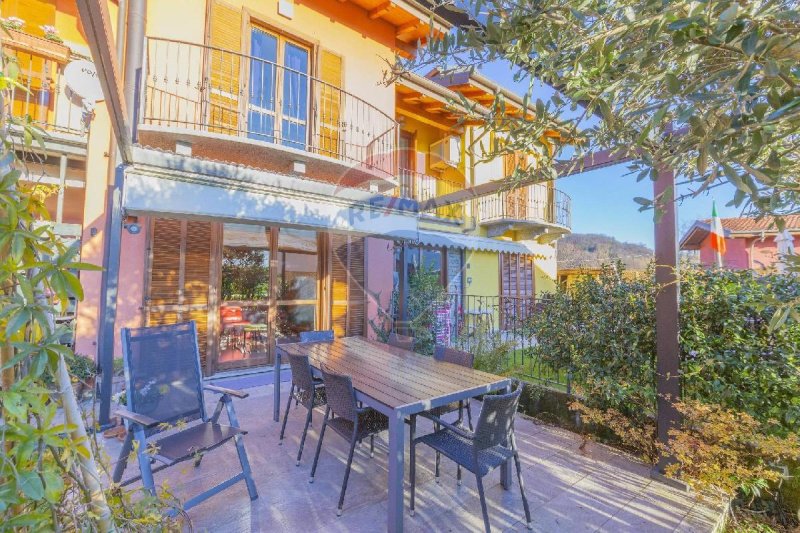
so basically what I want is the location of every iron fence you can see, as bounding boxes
[142,37,398,179]
[407,293,572,391]
[477,185,572,229]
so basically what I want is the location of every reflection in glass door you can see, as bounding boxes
[276,228,318,341]
[218,224,271,368]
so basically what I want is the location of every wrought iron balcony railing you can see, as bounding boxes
[477,185,572,230]
[398,167,465,219]
[141,37,398,179]
[5,44,89,136]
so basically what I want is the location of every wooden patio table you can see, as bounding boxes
[275,336,513,532]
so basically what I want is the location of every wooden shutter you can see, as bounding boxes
[500,253,535,328]
[330,234,365,337]
[318,50,342,159]
[146,218,213,370]
[503,152,528,219]
[207,0,242,133]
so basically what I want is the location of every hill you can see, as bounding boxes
[558,233,653,270]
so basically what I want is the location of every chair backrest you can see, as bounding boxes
[473,383,522,451]
[287,352,316,400]
[299,329,334,343]
[387,333,414,351]
[320,365,358,423]
[121,321,205,426]
[434,345,474,368]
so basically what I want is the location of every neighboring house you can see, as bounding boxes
[12,0,571,377]
[679,215,800,271]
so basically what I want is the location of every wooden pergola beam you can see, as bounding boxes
[76,0,132,163]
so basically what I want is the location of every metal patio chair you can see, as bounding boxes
[299,329,334,343]
[387,332,415,351]
[278,351,327,465]
[410,382,532,532]
[411,345,475,485]
[112,321,258,511]
[309,365,389,517]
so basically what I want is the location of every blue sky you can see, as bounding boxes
[477,63,744,248]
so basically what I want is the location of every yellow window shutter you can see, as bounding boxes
[207,0,242,133]
[146,218,213,371]
[318,50,342,159]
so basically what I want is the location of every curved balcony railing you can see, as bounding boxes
[478,185,572,229]
[140,37,398,179]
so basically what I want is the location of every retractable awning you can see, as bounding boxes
[392,228,550,257]
[123,164,419,238]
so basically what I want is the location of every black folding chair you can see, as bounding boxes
[112,321,258,511]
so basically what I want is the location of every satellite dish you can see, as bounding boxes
[64,60,104,102]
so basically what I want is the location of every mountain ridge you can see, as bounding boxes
[558,233,653,270]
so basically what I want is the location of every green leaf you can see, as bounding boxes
[715,3,739,35]
[18,472,44,501]
[665,73,680,94]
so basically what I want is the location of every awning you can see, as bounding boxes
[123,170,419,238]
[392,228,549,257]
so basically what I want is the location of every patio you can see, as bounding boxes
[103,380,725,532]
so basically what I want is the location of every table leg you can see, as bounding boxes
[273,350,281,422]
[387,410,405,533]
[500,383,512,490]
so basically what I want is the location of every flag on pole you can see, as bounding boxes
[710,202,726,265]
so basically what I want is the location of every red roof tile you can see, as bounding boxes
[699,215,800,233]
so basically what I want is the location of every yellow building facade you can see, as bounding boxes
[5,0,571,375]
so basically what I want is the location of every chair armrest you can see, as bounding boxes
[204,384,249,399]
[426,414,474,440]
[116,408,160,429]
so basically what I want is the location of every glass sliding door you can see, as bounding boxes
[275,228,319,341]
[218,224,271,369]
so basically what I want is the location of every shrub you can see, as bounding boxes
[531,262,800,435]
[406,265,446,355]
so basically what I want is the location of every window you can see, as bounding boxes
[247,26,310,149]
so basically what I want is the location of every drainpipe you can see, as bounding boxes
[97,0,145,428]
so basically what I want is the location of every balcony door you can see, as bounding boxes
[247,26,310,150]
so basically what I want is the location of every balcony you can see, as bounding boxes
[4,32,89,138]
[478,185,571,236]
[138,38,398,190]
[398,168,464,220]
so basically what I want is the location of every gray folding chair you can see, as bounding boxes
[412,345,475,485]
[309,365,389,516]
[387,332,414,351]
[112,321,258,511]
[410,382,531,532]
[279,352,327,466]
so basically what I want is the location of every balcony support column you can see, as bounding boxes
[96,0,146,427]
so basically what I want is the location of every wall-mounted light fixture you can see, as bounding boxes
[124,215,141,235]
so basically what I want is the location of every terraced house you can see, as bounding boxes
[5,0,571,377]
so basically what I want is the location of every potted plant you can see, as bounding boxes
[68,353,98,399]
[40,25,63,43]
[0,17,24,31]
